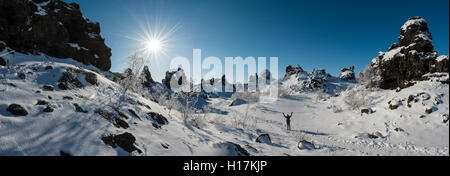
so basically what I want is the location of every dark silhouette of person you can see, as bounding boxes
[282,112,293,130]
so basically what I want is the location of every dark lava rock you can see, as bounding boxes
[147,112,168,125]
[45,65,53,70]
[18,73,26,79]
[213,142,250,156]
[360,108,373,116]
[255,134,271,144]
[425,107,433,114]
[58,68,84,89]
[63,96,73,100]
[47,96,52,99]
[85,72,97,85]
[43,85,54,91]
[162,68,187,90]
[7,104,28,116]
[43,106,54,112]
[0,0,112,71]
[114,118,129,129]
[363,17,448,89]
[36,100,48,105]
[152,123,161,129]
[101,133,142,154]
[128,109,141,120]
[141,65,155,87]
[368,134,379,139]
[0,56,6,66]
[339,65,355,80]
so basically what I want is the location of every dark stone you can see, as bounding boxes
[58,68,83,89]
[101,133,142,154]
[360,108,373,115]
[147,112,168,125]
[36,100,48,105]
[152,123,161,129]
[425,108,433,114]
[63,96,73,100]
[389,104,399,110]
[114,118,129,129]
[48,96,52,99]
[18,73,26,79]
[7,104,28,116]
[255,134,271,144]
[43,85,54,91]
[0,57,5,66]
[45,66,53,70]
[141,66,155,87]
[43,106,54,112]
[35,90,41,93]
[85,72,97,85]
[298,140,315,150]
[128,109,141,120]
[368,134,379,139]
[58,82,72,90]
[0,0,112,71]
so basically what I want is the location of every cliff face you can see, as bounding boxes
[0,0,111,71]
[368,17,449,89]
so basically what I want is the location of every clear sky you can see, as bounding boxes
[65,0,449,82]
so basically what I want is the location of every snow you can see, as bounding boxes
[401,18,427,32]
[31,0,50,16]
[0,49,448,156]
[380,46,404,62]
[436,55,448,62]
[67,43,88,51]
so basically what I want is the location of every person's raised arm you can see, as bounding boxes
[282,113,286,117]
[290,112,293,117]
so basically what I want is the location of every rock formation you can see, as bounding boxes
[367,17,448,89]
[0,0,111,71]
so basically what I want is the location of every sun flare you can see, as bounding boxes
[145,39,162,53]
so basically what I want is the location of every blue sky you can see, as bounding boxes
[65,0,449,82]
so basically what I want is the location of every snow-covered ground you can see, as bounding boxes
[0,48,448,156]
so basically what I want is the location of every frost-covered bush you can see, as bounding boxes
[343,86,372,111]
[231,105,257,129]
[358,65,381,89]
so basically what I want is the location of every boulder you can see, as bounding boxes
[147,112,168,125]
[43,85,54,91]
[84,72,97,85]
[0,0,112,71]
[101,133,142,154]
[58,68,84,89]
[297,140,315,150]
[255,134,271,144]
[43,106,54,112]
[7,104,28,116]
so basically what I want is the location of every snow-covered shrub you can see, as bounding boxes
[231,105,257,129]
[358,65,381,89]
[343,85,372,111]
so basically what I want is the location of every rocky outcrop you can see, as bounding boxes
[141,66,155,87]
[0,0,111,71]
[284,65,306,80]
[366,17,449,89]
[162,68,187,90]
[339,66,355,80]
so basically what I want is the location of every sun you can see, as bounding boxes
[145,39,162,53]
